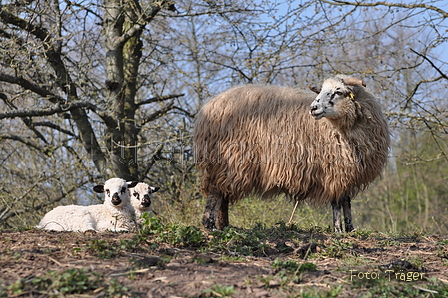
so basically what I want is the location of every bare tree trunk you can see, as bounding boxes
[103,0,135,180]
[102,0,173,180]
[122,1,144,180]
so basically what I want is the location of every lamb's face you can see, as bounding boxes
[130,183,160,211]
[310,78,356,120]
[93,178,138,207]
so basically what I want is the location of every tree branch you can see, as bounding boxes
[0,179,91,224]
[404,75,445,110]
[113,0,170,48]
[136,93,184,106]
[0,134,49,154]
[32,121,77,137]
[0,102,99,120]
[0,9,50,42]
[410,48,448,80]
[172,106,196,119]
[0,73,63,103]
[320,0,448,18]
[0,73,117,135]
[141,143,164,181]
[62,0,103,21]
[141,102,175,125]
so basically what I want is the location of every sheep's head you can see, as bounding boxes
[130,182,160,211]
[309,76,365,120]
[93,178,138,206]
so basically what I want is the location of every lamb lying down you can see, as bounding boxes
[37,178,138,232]
[130,182,160,219]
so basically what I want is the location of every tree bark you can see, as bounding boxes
[103,0,132,180]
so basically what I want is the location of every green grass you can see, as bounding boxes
[203,284,238,297]
[156,196,331,229]
[272,258,317,273]
[7,268,126,297]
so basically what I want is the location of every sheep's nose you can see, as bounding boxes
[310,102,324,119]
[310,104,320,116]
[111,193,121,205]
[141,195,151,207]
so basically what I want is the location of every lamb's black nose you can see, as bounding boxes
[141,195,151,207]
[111,193,121,205]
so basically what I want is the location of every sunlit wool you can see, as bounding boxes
[194,75,390,230]
[37,178,138,232]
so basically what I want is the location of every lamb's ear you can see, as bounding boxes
[127,181,139,188]
[93,184,104,193]
[150,186,160,193]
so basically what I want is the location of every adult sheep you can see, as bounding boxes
[37,178,138,232]
[193,75,390,233]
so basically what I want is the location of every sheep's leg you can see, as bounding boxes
[216,197,229,230]
[331,200,343,233]
[202,193,229,231]
[342,195,354,232]
[202,195,217,231]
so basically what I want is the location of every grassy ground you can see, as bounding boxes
[1,214,447,297]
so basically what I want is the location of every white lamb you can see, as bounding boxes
[37,178,138,232]
[130,182,160,219]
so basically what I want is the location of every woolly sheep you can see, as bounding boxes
[130,182,160,219]
[193,75,390,233]
[37,178,138,232]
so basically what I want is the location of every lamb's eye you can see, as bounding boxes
[133,192,140,200]
[106,189,110,196]
[334,91,343,96]
[121,187,126,194]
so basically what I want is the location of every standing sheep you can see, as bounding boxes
[193,75,390,232]
[37,178,138,232]
[130,182,160,219]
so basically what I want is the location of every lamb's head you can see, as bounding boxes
[130,182,160,212]
[93,178,138,207]
[309,76,366,120]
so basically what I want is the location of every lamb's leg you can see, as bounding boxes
[331,200,343,233]
[202,193,229,231]
[342,195,354,232]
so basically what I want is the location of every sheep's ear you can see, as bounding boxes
[342,78,366,87]
[308,84,321,94]
[127,181,139,188]
[93,184,104,193]
[150,186,160,193]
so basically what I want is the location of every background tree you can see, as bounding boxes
[1,0,447,233]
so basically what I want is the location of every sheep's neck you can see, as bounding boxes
[326,110,360,133]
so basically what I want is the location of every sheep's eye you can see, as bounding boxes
[334,91,343,96]
[121,187,126,194]
[133,192,140,200]
[106,189,110,196]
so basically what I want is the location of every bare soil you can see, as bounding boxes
[0,228,447,297]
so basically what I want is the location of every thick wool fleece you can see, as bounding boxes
[194,77,390,205]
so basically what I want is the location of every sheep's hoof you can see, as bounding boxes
[345,224,355,232]
[334,226,343,233]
